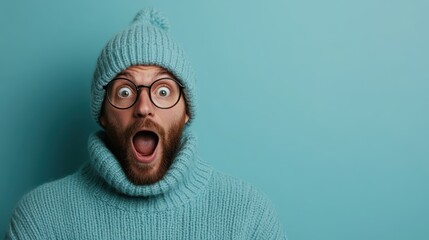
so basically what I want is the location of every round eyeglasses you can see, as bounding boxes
[103,78,185,110]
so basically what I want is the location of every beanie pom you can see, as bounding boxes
[132,8,170,31]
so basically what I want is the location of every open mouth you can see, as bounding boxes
[132,131,159,159]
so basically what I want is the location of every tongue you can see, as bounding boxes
[133,132,158,156]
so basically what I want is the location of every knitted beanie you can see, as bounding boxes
[91,9,196,124]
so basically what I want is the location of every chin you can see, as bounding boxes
[104,117,185,185]
[124,145,170,185]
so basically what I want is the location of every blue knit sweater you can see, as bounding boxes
[6,130,286,239]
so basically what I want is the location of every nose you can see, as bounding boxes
[133,88,154,118]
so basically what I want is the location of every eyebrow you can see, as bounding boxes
[155,69,174,78]
[115,71,134,79]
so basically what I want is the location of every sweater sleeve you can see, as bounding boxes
[250,189,288,240]
[5,192,46,240]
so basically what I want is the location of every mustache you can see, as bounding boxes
[124,118,165,139]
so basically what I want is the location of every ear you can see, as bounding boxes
[99,114,107,129]
[184,113,189,124]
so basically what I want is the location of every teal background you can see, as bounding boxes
[1,0,428,239]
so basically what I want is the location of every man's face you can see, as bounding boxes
[100,65,189,185]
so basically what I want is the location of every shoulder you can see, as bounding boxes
[207,170,287,239]
[19,170,83,206]
[6,171,84,239]
[209,170,270,203]
[11,170,85,220]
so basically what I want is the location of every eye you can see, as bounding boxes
[156,87,171,97]
[117,87,133,98]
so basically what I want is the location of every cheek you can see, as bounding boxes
[159,110,186,130]
[171,102,188,124]
[103,108,131,130]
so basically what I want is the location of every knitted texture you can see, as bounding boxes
[6,131,287,239]
[91,8,196,124]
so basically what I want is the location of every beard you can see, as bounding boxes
[104,118,185,185]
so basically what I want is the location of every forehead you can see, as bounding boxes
[115,65,174,82]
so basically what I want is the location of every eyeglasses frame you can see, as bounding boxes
[103,77,185,110]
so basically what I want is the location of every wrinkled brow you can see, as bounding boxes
[115,71,134,79]
[155,69,175,78]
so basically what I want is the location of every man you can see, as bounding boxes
[6,9,286,239]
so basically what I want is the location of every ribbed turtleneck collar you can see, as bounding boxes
[84,128,212,212]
